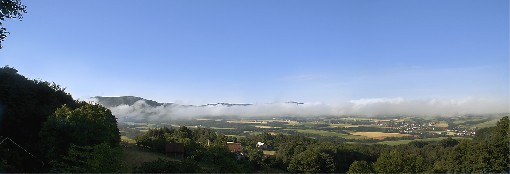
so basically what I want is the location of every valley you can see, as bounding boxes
[118,114,503,145]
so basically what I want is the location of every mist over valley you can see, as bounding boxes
[91,96,509,121]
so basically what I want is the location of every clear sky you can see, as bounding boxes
[0,0,508,104]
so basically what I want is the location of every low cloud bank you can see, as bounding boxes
[101,97,508,120]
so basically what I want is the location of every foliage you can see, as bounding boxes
[0,66,76,172]
[134,126,252,172]
[374,150,427,173]
[50,143,122,173]
[442,116,509,173]
[0,0,27,48]
[201,145,248,172]
[347,160,374,174]
[39,104,120,162]
[0,66,123,172]
[245,146,264,170]
[288,149,335,173]
[134,158,201,173]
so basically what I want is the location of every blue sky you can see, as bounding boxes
[0,0,508,104]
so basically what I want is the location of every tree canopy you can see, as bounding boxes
[0,0,26,48]
[0,66,75,172]
[0,66,121,172]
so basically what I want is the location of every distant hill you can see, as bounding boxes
[92,96,256,108]
[92,96,310,121]
[93,96,171,107]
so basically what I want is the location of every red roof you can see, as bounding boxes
[227,143,242,152]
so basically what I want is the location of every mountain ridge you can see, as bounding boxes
[93,96,171,107]
[92,96,260,108]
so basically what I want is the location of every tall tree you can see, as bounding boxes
[487,116,509,172]
[0,66,76,172]
[288,150,335,173]
[374,150,404,173]
[39,104,121,165]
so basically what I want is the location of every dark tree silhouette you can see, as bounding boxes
[0,66,75,172]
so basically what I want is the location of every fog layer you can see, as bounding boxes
[96,97,509,120]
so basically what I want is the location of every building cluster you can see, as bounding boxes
[376,120,476,136]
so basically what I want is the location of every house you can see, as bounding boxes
[227,142,243,153]
[256,142,268,149]
[165,143,185,158]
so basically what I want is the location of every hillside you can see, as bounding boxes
[93,96,171,107]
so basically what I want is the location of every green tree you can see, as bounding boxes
[39,103,121,162]
[0,66,76,172]
[489,116,509,172]
[49,143,122,173]
[374,150,404,173]
[440,137,459,147]
[467,116,509,173]
[1,0,27,48]
[200,145,245,173]
[134,158,201,173]
[246,146,264,170]
[275,141,310,168]
[447,140,490,173]
[288,150,335,173]
[347,160,374,174]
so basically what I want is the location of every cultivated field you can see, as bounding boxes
[286,129,363,139]
[118,115,499,145]
[377,137,471,145]
[350,132,411,139]
[254,125,281,129]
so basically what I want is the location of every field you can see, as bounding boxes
[293,129,348,137]
[263,150,276,156]
[227,120,266,124]
[350,132,411,139]
[471,119,499,128]
[287,129,363,139]
[329,124,369,128]
[210,127,236,130]
[255,125,281,129]
[121,136,136,144]
[433,121,449,128]
[118,115,504,146]
[377,137,471,145]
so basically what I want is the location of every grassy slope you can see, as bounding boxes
[120,141,179,172]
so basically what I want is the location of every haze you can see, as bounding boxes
[90,97,507,120]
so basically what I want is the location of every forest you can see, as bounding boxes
[0,66,121,172]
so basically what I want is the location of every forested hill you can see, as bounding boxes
[93,96,170,107]
[0,66,121,172]
[93,96,255,108]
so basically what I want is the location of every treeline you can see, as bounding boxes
[0,66,121,172]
